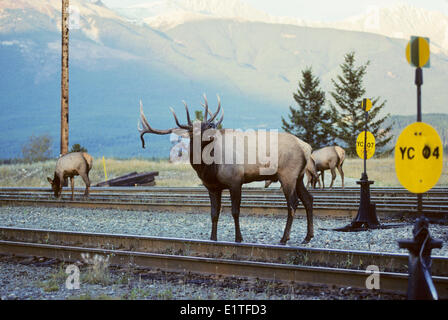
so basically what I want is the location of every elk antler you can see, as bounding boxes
[216,106,224,127]
[138,100,189,149]
[201,95,223,125]
[202,94,209,122]
[183,100,193,126]
[170,107,191,130]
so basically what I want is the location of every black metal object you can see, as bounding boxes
[329,107,405,232]
[415,67,424,216]
[95,171,159,187]
[415,67,423,122]
[398,216,443,300]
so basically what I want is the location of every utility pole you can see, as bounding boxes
[60,0,69,156]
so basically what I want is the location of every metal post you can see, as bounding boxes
[363,111,368,179]
[415,67,422,122]
[61,0,69,156]
[415,67,423,215]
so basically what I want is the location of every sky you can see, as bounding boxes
[101,0,448,21]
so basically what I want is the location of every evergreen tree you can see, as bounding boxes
[70,143,88,153]
[329,52,393,156]
[282,67,335,150]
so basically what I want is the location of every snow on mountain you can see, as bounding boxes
[113,0,272,29]
[0,0,124,37]
[111,1,448,54]
[326,3,448,54]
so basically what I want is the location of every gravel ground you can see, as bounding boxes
[0,254,403,300]
[0,205,445,300]
[0,206,446,256]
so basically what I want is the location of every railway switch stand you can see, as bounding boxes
[398,216,443,300]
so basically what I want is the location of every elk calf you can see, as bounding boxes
[306,146,345,189]
[47,152,93,200]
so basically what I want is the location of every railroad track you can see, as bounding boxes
[0,226,447,298]
[0,187,447,218]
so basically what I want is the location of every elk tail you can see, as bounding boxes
[335,146,345,167]
[82,152,93,171]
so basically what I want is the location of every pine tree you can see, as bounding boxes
[282,67,335,150]
[329,52,393,156]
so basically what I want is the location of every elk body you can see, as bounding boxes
[264,156,318,190]
[139,96,314,244]
[306,146,345,189]
[47,152,93,200]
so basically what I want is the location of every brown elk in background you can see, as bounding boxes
[306,146,345,189]
[47,152,93,200]
[138,96,315,244]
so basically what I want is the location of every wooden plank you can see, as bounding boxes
[95,172,158,187]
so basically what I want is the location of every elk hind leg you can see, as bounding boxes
[70,177,75,200]
[320,170,325,189]
[230,186,243,243]
[79,172,90,197]
[337,165,344,189]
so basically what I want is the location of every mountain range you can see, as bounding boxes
[1,0,447,159]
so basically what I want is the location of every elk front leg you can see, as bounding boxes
[230,186,243,243]
[208,189,222,241]
[296,178,314,243]
[280,180,299,245]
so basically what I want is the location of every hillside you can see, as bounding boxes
[1,0,448,159]
[387,114,448,149]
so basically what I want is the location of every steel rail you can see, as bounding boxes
[1,226,447,276]
[0,195,447,218]
[1,187,447,218]
[2,194,447,212]
[2,197,447,218]
[1,186,448,196]
[2,191,448,204]
[0,231,447,297]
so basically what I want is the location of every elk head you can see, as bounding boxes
[47,175,62,198]
[138,95,224,149]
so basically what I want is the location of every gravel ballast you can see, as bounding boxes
[0,205,446,300]
[0,206,446,255]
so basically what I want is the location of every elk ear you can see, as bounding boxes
[47,177,53,184]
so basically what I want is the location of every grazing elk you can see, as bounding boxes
[47,152,93,200]
[305,146,345,189]
[138,96,314,244]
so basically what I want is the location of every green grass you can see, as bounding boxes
[0,157,446,188]
[34,264,68,293]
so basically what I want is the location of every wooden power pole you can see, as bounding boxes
[60,0,69,156]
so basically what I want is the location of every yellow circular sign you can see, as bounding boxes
[356,131,375,159]
[406,36,430,68]
[395,122,443,193]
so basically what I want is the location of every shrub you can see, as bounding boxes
[22,134,53,163]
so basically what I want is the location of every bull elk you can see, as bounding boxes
[47,152,93,200]
[138,96,314,244]
[306,146,345,189]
